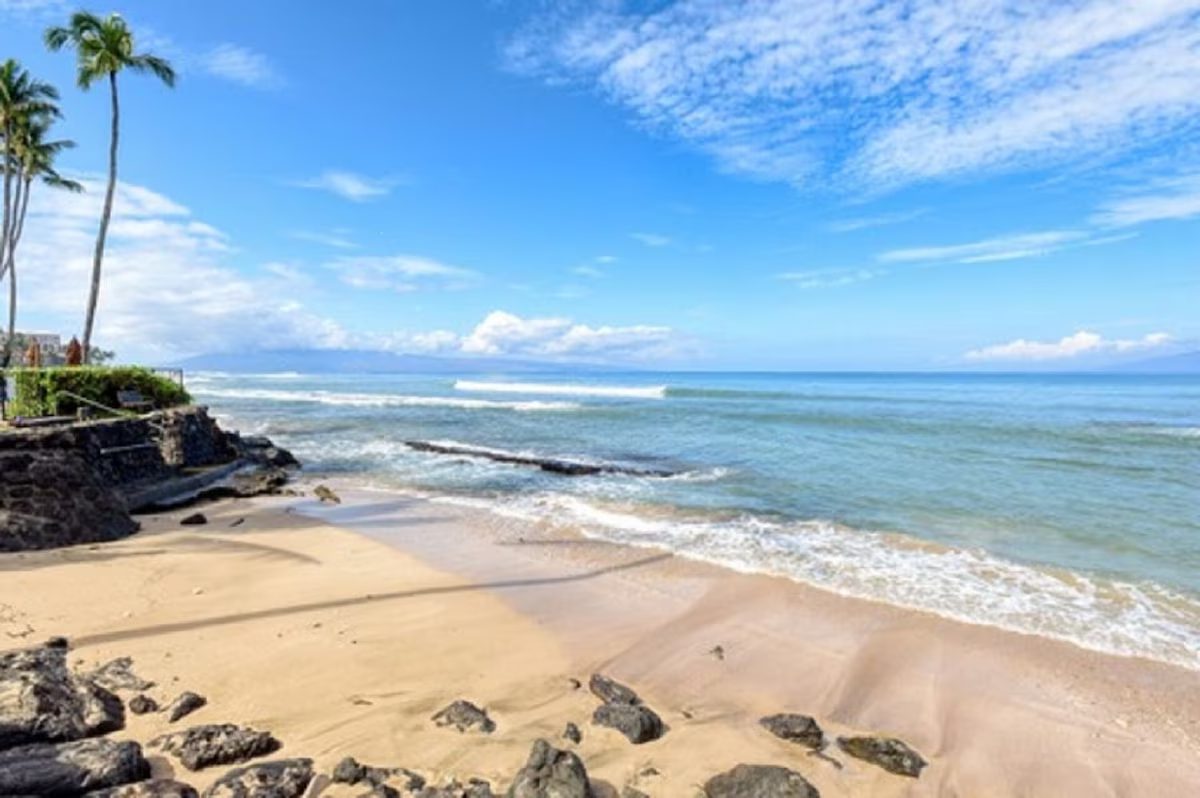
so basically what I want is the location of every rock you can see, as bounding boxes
[0,644,125,750]
[592,703,664,745]
[405,441,675,478]
[89,657,155,692]
[432,700,496,734]
[506,739,592,798]
[562,722,582,744]
[423,778,495,797]
[229,468,290,498]
[128,695,159,715]
[233,435,300,471]
[180,513,208,526]
[702,764,819,797]
[166,691,207,722]
[0,738,150,796]
[759,714,824,749]
[836,736,926,778]
[45,635,70,649]
[330,756,424,792]
[313,485,341,504]
[88,779,200,797]
[203,758,313,798]
[151,724,281,771]
[588,674,640,706]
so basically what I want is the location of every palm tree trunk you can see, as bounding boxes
[81,70,119,364]
[0,122,13,284]
[2,177,30,368]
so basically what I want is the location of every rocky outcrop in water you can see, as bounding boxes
[836,736,926,777]
[405,441,675,478]
[703,764,820,797]
[203,758,313,798]
[506,739,592,798]
[0,645,124,749]
[151,724,280,771]
[0,738,149,796]
[759,714,824,749]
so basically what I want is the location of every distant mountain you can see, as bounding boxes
[1114,351,1200,374]
[173,348,619,374]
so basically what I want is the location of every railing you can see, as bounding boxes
[150,367,185,389]
[55,390,166,435]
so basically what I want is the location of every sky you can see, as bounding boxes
[1,0,1197,370]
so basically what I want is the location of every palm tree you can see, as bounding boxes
[2,115,82,367]
[45,12,174,363]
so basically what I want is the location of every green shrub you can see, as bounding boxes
[7,366,191,417]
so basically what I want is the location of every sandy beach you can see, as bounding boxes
[2,487,1199,797]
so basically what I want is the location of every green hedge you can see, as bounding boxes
[7,367,192,417]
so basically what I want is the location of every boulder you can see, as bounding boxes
[151,724,281,771]
[592,703,664,745]
[330,756,424,793]
[702,764,820,798]
[836,736,926,778]
[180,513,208,526]
[88,779,200,797]
[0,645,124,750]
[166,691,207,722]
[129,695,159,715]
[203,758,313,798]
[587,674,639,706]
[506,739,592,798]
[432,700,496,734]
[759,714,824,749]
[89,657,154,692]
[0,738,150,796]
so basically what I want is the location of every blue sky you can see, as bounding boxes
[2,0,1198,369]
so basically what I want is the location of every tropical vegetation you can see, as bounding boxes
[9,365,189,418]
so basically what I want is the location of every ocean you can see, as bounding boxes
[190,371,1200,669]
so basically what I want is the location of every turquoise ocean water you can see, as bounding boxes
[191,371,1200,669]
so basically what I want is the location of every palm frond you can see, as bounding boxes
[129,54,176,87]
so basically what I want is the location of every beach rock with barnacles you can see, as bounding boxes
[703,764,820,797]
[0,738,149,795]
[202,758,313,798]
[506,739,591,798]
[759,714,824,749]
[166,691,207,722]
[151,724,281,771]
[88,778,200,797]
[0,644,125,750]
[592,702,664,745]
[432,700,496,734]
[837,736,926,778]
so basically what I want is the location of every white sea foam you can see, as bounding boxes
[431,491,1200,670]
[190,386,579,412]
[454,380,667,399]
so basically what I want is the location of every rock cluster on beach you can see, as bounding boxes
[587,673,665,745]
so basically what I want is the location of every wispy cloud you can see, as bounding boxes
[879,231,1087,264]
[509,1,1200,189]
[572,265,604,278]
[828,209,928,233]
[777,268,882,289]
[291,170,402,202]
[631,232,671,247]
[461,310,675,361]
[1092,173,1200,227]
[200,43,284,90]
[289,229,358,249]
[326,254,478,293]
[965,330,1172,362]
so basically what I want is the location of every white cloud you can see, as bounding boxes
[291,170,400,202]
[777,268,882,288]
[965,330,1172,361]
[879,231,1087,264]
[510,1,1200,188]
[631,232,671,247]
[594,255,618,263]
[326,255,478,293]
[201,44,283,90]
[572,264,604,278]
[289,229,358,249]
[1092,173,1200,227]
[460,310,675,361]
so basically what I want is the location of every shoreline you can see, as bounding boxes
[3,486,1199,795]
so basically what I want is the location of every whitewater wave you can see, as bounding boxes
[432,492,1200,670]
[190,386,579,412]
[454,380,667,400]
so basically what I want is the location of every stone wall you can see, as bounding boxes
[156,406,237,468]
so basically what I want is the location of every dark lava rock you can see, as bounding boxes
[432,700,496,734]
[562,722,582,744]
[592,703,664,745]
[506,739,592,798]
[203,757,313,798]
[0,644,124,750]
[128,694,159,715]
[702,764,820,798]
[89,657,155,692]
[45,635,71,649]
[180,513,208,526]
[423,778,495,797]
[0,738,150,796]
[152,724,281,771]
[405,441,674,478]
[229,468,290,498]
[166,691,207,722]
[759,714,824,749]
[234,435,300,471]
[836,736,926,778]
[588,673,640,706]
[88,779,200,797]
[330,756,424,792]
